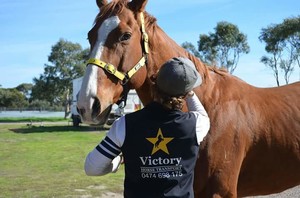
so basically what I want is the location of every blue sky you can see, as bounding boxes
[0,0,299,88]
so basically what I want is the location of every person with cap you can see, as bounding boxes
[84,57,210,198]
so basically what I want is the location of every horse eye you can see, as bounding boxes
[119,33,131,42]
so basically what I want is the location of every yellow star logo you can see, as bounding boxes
[146,128,174,155]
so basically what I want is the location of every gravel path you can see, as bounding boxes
[99,185,300,198]
[245,185,300,198]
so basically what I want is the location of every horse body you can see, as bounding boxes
[195,74,300,197]
[78,0,300,197]
[236,83,300,196]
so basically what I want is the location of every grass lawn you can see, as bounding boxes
[0,117,67,123]
[0,122,124,197]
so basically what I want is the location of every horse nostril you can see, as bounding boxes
[92,97,101,118]
[77,107,85,116]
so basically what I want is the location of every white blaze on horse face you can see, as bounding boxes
[78,16,120,122]
[90,16,120,59]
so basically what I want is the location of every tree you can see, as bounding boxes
[259,16,300,86]
[0,88,28,108]
[31,39,89,118]
[16,83,33,101]
[181,42,201,59]
[29,100,52,111]
[198,21,250,74]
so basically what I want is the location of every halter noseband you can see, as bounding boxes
[87,56,146,85]
[86,12,149,85]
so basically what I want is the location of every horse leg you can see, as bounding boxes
[195,174,238,198]
[206,171,239,198]
[194,142,245,198]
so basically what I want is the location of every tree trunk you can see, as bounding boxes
[64,89,70,119]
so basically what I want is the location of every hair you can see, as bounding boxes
[161,95,185,110]
[151,76,185,110]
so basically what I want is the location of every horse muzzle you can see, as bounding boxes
[77,97,112,125]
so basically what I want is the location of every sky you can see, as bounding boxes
[0,0,299,89]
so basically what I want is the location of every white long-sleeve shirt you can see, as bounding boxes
[84,94,210,176]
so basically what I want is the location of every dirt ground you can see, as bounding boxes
[98,185,300,198]
[245,185,300,198]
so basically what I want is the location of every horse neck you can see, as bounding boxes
[136,24,211,105]
[138,25,255,115]
[147,26,254,104]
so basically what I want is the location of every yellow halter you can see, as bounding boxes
[86,12,149,85]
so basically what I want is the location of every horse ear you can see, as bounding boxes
[96,0,108,9]
[129,0,148,12]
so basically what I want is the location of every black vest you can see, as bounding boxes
[122,102,199,198]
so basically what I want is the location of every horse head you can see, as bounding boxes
[77,0,150,124]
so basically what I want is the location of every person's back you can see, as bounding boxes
[84,57,210,197]
[122,102,199,197]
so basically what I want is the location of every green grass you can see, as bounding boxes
[0,117,67,123]
[0,123,124,198]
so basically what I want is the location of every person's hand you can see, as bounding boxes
[111,155,122,173]
[120,153,124,164]
[186,91,195,98]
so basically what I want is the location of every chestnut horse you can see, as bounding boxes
[77,0,300,197]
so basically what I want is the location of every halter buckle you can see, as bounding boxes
[121,74,130,85]
[142,33,149,54]
[104,63,116,75]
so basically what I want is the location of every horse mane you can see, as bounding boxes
[95,0,128,22]
[95,0,157,28]
[208,65,228,76]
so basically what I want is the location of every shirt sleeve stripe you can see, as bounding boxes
[95,145,115,159]
[101,140,120,155]
[105,137,121,149]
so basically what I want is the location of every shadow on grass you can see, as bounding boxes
[0,117,66,123]
[10,125,109,134]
